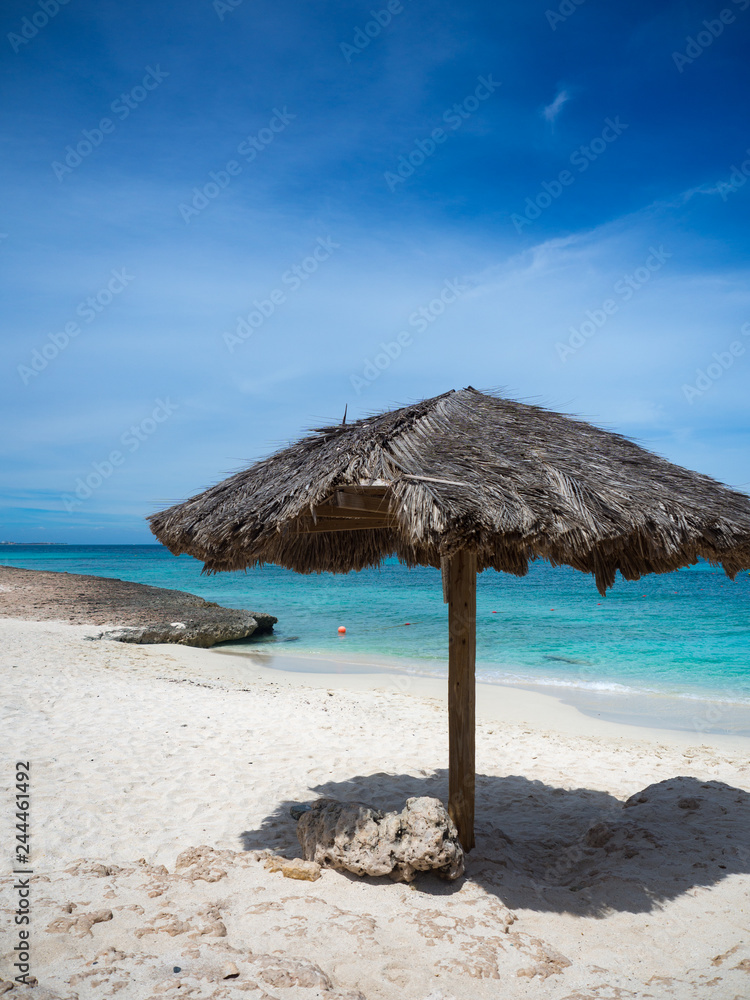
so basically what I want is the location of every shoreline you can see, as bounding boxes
[65,626,742,751]
[3,555,749,716]
[5,611,750,768]
[2,558,749,741]
[246,638,750,706]
[210,641,750,743]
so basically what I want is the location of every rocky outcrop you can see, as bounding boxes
[0,565,277,647]
[101,609,275,648]
[296,796,464,882]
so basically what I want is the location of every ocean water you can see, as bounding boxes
[2,543,749,706]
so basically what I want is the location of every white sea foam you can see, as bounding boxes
[392,660,750,706]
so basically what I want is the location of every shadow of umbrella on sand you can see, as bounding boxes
[238,771,750,916]
[148,387,750,850]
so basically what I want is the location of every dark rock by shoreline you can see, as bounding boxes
[0,565,276,648]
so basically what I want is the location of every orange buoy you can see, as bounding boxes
[337,626,346,634]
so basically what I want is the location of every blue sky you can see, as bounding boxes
[2,0,750,542]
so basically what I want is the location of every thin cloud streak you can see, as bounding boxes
[543,87,571,123]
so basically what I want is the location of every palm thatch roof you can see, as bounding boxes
[149,388,750,593]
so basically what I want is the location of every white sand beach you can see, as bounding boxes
[2,616,750,999]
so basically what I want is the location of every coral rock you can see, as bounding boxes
[296,796,464,882]
[253,955,331,989]
[264,855,321,881]
[101,610,269,648]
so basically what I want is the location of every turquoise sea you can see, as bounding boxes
[2,544,749,707]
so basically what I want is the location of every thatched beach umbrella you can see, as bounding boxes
[149,387,750,849]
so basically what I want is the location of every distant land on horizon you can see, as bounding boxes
[0,541,165,547]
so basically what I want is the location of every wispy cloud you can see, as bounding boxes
[543,88,571,124]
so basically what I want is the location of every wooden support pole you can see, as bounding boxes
[444,549,477,851]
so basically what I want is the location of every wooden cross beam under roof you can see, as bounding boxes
[294,486,397,533]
